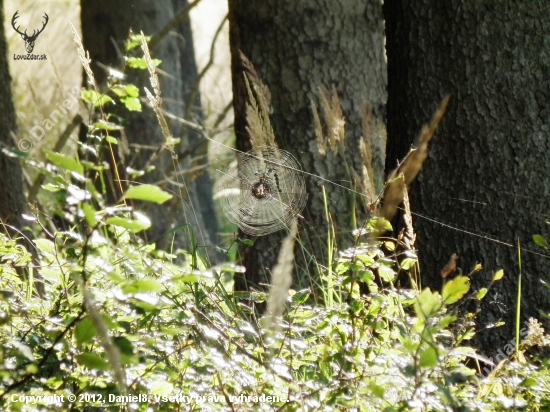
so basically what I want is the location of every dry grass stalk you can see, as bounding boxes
[381,95,451,221]
[361,102,387,196]
[70,22,95,87]
[239,50,272,106]
[311,100,326,156]
[243,74,275,148]
[359,138,376,204]
[239,51,275,148]
[401,183,416,249]
[312,85,345,156]
[264,220,298,333]
[140,32,177,156]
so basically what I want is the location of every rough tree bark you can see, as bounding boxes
[81,0,218,253]
[228,0,387,290]
[0,0,41,293]
[0,1,27,231]
[384,0,550,355]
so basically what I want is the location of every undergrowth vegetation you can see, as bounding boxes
[1,33,550,412]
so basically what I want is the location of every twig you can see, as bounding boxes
[149,0,203,50]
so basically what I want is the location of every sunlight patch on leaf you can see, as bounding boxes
[45,151,84,175]
[106,214,151,233]
[414,288,442,320]
[124,184,173,204]
[493,269,504,281]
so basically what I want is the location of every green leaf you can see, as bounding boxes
[533,234,548,248]
[368,381,385,398]
[113,336,134,356]
[439,315,457,329]
[75,317,97,346]
[33,239,56,255]
[442,275,470,304]
[150,381,174,396]
[335,261,350,275]
[524,377,539,388]
[127,57,161,69]
[359,269,375,284]
[76,353,109,371]
[111,86,127,97]
[125,84,139,97]
[81,203,97,226]
[400,258,417,271]
[94,120,123,131]
[26,364,38,374]
[414,288,442,320]
[238,238,254,247]
[125,279,163,294]
[105,135,118,145]
[378,266,396,283]
[45,151,84,175]
[419,346,439,368]
[126,34,150,51]
[42,183,63,192]
[357,254,374,267]
[173,274,199,284]
[106,214,151,233]
[368,217,392,233]
[291,289,310,305]
[121,96,142,111]
[124,184,173,204]
[10,340,35,361]
[81,90,113,107]
[493,269,504,281]
[476,287,488,300]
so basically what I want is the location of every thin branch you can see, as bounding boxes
[149,0,204,50]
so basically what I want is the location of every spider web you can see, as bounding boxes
[217,146,307,236]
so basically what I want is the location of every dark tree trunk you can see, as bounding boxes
[228,0,387,290]
[81,0,218,254]
[0,1,26,230]
[384,0,550,355]
[0,0,41,294]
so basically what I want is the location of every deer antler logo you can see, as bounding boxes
[11,11,49,54]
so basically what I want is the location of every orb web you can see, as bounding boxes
[217,147,307,236]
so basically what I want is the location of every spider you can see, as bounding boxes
[251,167,282,199]
[251,177,271,199]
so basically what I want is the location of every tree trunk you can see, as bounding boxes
[228,0,387,290]
[384,0,550,355]
[0,1,26,230]
[81,0,218,254]
[0,0,42,294]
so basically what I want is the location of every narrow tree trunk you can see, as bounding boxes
[0,0,42,294]
[228,0,387,290]
[385,0,550,355]
[0,1,27,229]
[81,0,218,254]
